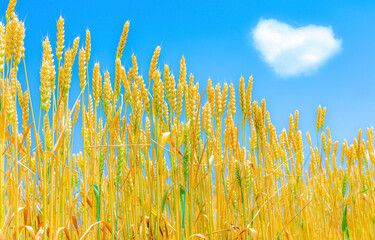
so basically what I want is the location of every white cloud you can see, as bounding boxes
[252,19,342,77]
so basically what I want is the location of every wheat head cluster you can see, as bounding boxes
[0,0,374,239]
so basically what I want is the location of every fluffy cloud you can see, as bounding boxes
[252,19,342,77]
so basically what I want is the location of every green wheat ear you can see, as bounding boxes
[235,161,242,188]
[183,148,190,182]
[99,150,105,181]
[342,172,348,199]
[116,142,124,186]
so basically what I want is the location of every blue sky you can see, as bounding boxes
[1,0,375,151]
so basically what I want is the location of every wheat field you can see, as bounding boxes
[0,0,374,239]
